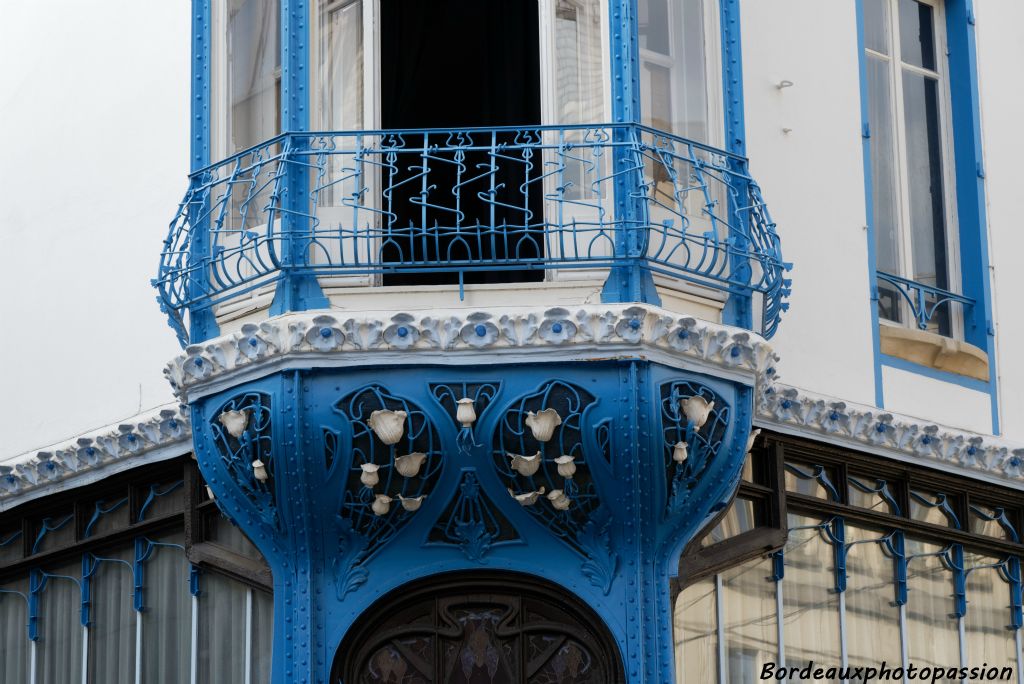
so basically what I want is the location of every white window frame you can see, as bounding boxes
[865,0,962,337]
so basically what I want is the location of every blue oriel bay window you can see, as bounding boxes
[157,0,790,346]
[858,0,995,387]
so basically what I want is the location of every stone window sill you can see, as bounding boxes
[879,323,989,381]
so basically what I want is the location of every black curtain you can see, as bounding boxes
[380,0,544,285]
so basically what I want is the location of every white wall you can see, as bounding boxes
[0,1,189,456]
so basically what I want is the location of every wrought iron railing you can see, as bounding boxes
[155,124,790,345]
[876,271,973,336]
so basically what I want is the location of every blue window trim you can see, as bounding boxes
[855,0,999,434]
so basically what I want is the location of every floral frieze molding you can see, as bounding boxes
[757,382,1024,486]
[164,305,780,399]
[0,403,191,507]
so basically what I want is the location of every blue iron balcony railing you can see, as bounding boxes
[876,270,974,336]
[155,124,790,345]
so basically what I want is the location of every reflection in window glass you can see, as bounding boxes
[898,0,935,70]
[141,532,191,684]
[215,0,281,157]
[863,0,890,54]
[969,505,1015,541]
[36,560,84,684]
[905,540,959,679]
[782,514,841,678]
[674,576,717,684]
[963,554,1017,677]
[319,0,363,131]
[847,476,898,514]
[721,557,777,682]
[909,490,958,528]
[700,496,758,547]
[784,462,837,501]
[553,0,604,126]
[199,571,248,683]
[0,577,30,684]
[638,0,715,144]
[88,547,136,684]
[845,526,901,678]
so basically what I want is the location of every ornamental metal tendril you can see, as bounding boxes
[660,381,730,514]
[210,392,275,527]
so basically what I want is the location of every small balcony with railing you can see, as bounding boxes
[154,0,790,347]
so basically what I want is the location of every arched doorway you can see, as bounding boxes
[332,572,625,683]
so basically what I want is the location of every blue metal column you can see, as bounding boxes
[271,0,329,315]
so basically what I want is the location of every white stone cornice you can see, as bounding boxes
[0,403,191,511]
[164,305,779,401]
[756,382,1024,489]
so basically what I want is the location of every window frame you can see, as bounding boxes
[865,0,964,337]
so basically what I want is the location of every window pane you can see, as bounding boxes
[905,540,959,679]
[553,0,605,125]
[674,576,717,684]
[199,571,248,684]
[866,56,901,277]
[219,0,281,156]
[0,576,30,684]
[784,462,838,501]
[969,504,1016,542]
[847,476,899,514]
[845,527,901,677]
[141,532,191,684]
[963,556,1017,678]
[252,589,274,684]
[37,561,85,684]
[782,514,841,678]
[639,0,713,144]
[319,0,363,130]
[700,496,759,547]
[638,0,670,55]
[88,546,136,684]
[863,0,890,54]
[899,0,936,71]
[721,557,777,682]
[909,489,959,528]
[902,71,948,291]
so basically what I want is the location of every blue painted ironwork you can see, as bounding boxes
[156,124,790,345]
[848,475,901,515]
[134,537,187,612]
[0,529,22,549]
[876,270,974,333]
[0,586,30,639]
[427,469,519,562]
[81,552,134,627]
[969,503,1019,542]
[660,381,731,514]
[784,462,841,501]
[137,479,185,522]
[909,489,961,528]
[32,513,74,554]
[83,496,129,538]
[209,392,276,528]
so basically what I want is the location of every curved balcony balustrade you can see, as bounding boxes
[154,124,790,345]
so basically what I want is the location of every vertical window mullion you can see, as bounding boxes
[715,574,726,684]
[245,588,254,684]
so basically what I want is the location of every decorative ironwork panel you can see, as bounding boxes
[491,380,617,593]
[209,392,276,527]
[428,470,520,562]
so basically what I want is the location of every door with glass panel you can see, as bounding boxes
[863,0,960,337]
[309,0,610,289]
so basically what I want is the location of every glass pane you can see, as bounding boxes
[252,589,274,684]
[905,539,959,679]
[206,511,268,562]
[1,576,30,684]
[642,61,673,133]
[638,0,670,55]
[899,0,936,71]
[0,527,23,565]
[198,571,248,684]
[845,527,901,678]
[319,0,363,130]
[674,576,717,684]
[866,56,901,277]
[700,497,759,547]
[218,0,281,156]
[37,561,84,684]
[721,557,777,682]
[138,479,186,521]
[969,504,1015,542]
[963,555,1017,677]
[909,489,958,527]
[847,476,898,514]
[781,514,841,679]
[141,532,191,684]
[863,0,890,54]
[784,462,837,501]
[902,71,948,291]
[553,0,605,126]
[32,512,75,555]
[88,545,136,684]
[83,496,130,538]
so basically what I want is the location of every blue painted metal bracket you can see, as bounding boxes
[137,480,185,522]
[83,496,129,538]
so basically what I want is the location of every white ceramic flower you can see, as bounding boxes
[218,409,249,438]
[508,452,542,477]
[525,409,562,442]
[745,428,761,454]
[371,494,392,516]
[456,398,477,427]
[394,452,428,478]
[360,463,381,487]
[681,396,715,429]
[672,441,689,464]
[546,489,571,511]
[367,410,408,445]
[553,455,576,478]
[398,494,426,512]
[251,458,269,482]
[508,487,546,506]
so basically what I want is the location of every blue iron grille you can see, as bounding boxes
[155,124,790,344]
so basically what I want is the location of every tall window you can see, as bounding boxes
[864,0,958,336]
[638,0,720,145]
[317,0,363,131]
[213,0,281,158]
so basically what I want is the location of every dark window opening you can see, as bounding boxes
[380,0,544,286]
